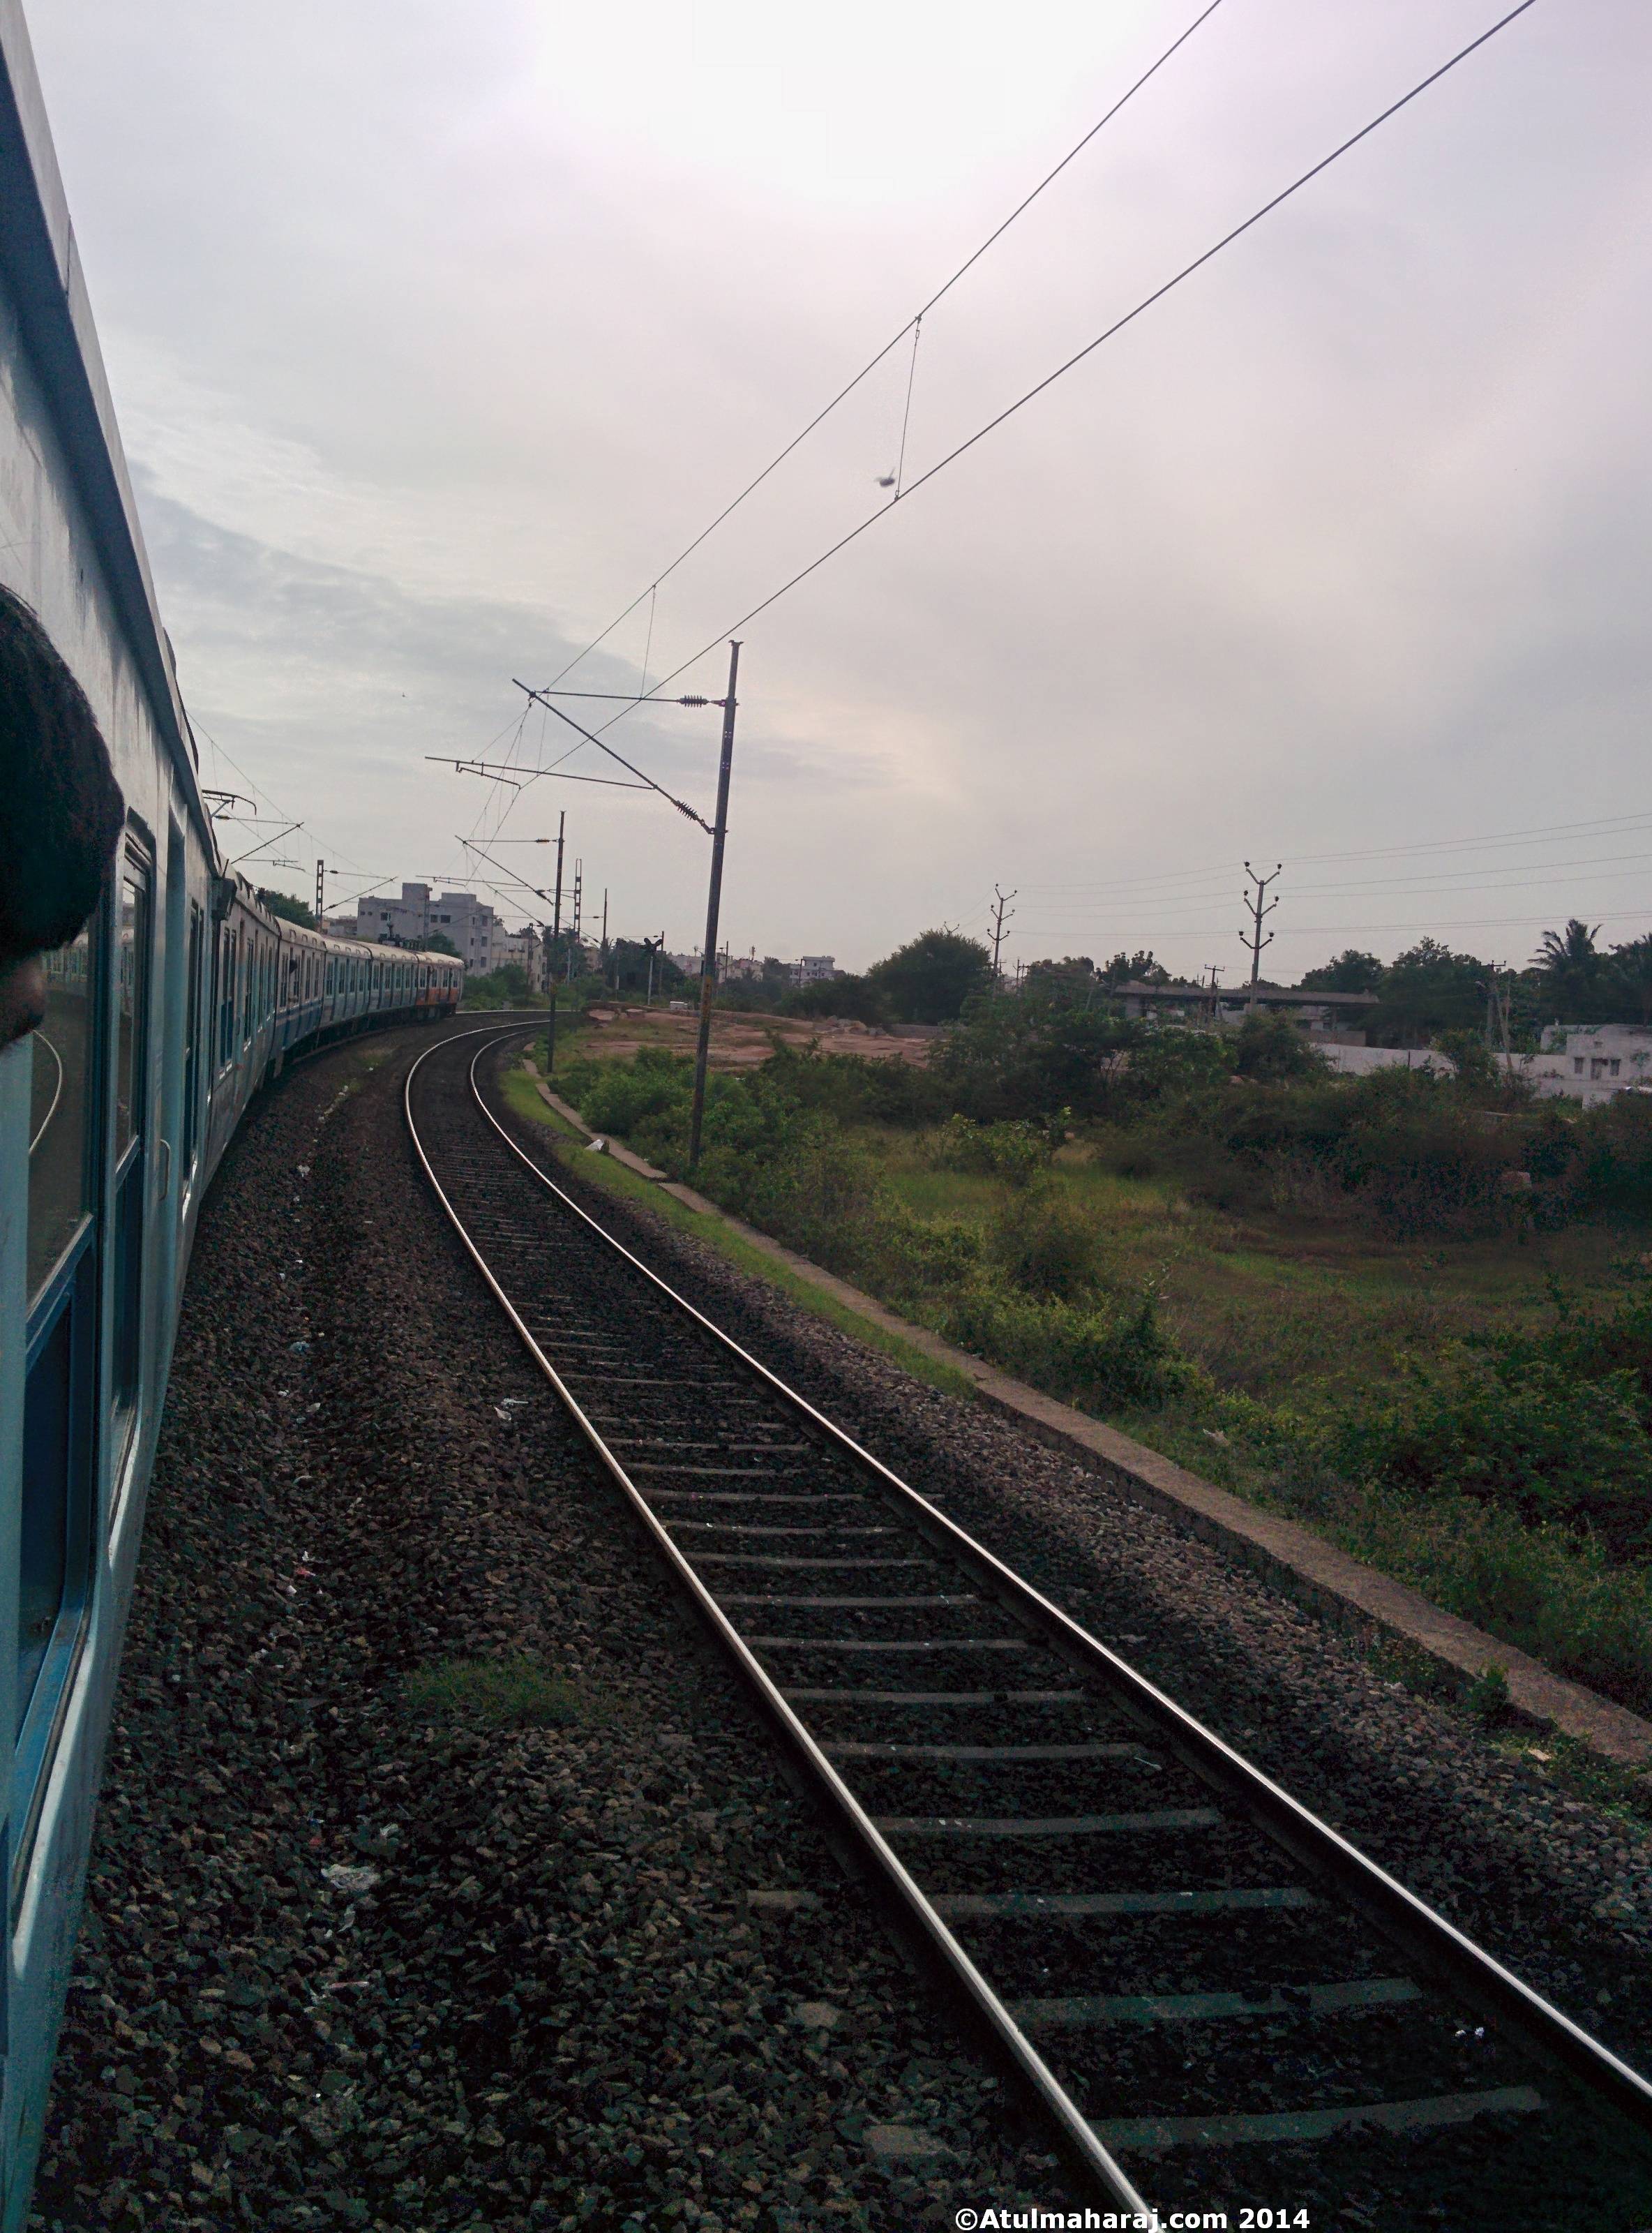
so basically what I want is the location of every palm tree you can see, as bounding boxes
[1532,919,1604,1020]
[1610,934,1652,1026]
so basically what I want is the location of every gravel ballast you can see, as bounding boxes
[29,1024,1058,2232]
[29,1020,1652,2230]
[487,1046,1652,2089]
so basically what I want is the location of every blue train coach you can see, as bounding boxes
[0,13,461,2220]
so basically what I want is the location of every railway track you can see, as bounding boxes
[407,1024,1652,2227]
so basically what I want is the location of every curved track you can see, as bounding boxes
[407,1024,1652,2225]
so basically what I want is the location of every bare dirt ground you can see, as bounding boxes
[574,1005,936,1073]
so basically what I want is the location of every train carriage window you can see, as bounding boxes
[19,902,101,1789]
[218,925,236,1067]
[183,902,203,1175]
[26,929,93,1308]
[112,853,153,1431]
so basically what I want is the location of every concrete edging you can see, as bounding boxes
[519,1058,1652,1773]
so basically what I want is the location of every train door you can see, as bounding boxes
[111,846,153,1457]
[18,913,98,1816]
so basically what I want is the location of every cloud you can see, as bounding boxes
[24,0,1652,969]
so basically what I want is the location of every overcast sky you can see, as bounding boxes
[24,0,1652,978]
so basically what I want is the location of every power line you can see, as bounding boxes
[541,0,1231,692]
[1018,857,1652,920]
[1018,909,1652,942]
[998,809,1652,904]
[624,0,1540,707]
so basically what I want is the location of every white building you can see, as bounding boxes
[793,955,837,985]
[1327,1026,1652,1107]
[1517,1024,1652,1108]
[500,925,546,989]
[352,883,500,974]
[1321,1045,1455,1080]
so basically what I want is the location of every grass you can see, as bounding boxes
[509,1056,1652,1731]
[857,1128,1652,1717]
[877,1128,1633,1412]
[402,1655,581,1731]
[498,1061,976,1401]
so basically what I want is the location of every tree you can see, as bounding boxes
[1300,948,1383,994]
[423,931,461,959]
[936,982,1143,1119]
[866,929,993,1024]
[1023,956,1095,996]
[1097,950,1169,989]
[1233,1010,1327,1082]
[608,937,684,998]
[257,888,316,929]
[1364,938,1488,1047]
[782,973,892,1025]
[1609,935,1652,1026]
[1532,919,1605,1021]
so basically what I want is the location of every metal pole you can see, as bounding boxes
[689,641,741,1169]
[546,812,565,1074]
[315,858,324,922]
[1239,862,1280,1009]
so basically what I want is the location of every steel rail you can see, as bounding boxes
[407,1023,1652,2188]
[405,1026,1152,2207]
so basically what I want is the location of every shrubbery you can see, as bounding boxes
[555,1024,1652,1631]
[925,1114,1051,1187]
[555,1046,1191,1411]
[1266,1278,1652,1561]
[938,1284,1196,1412]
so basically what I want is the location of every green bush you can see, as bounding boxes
[926,1114,1051,1186]
[564,1046,691,1135]
[935,987,1144,1121]
[938,1283,1196,1412]
[1330,1343,1652,1558]
[758,1040,949,1128]
[1572,1091,1652,1220]
[986,1186,1101,1301]
[1332,1491,1652,1716]
[1233,1010,1328,1082]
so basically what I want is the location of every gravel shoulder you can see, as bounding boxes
[29,1023,1058,2233]
[487,1042,1652,2091]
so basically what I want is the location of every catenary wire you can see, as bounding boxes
[622,0,1540,706]
[539,0,1231,692]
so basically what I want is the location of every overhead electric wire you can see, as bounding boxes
[1017,853,1652,919]
[624,0,1539,706]
[1019,908,1652,941]
[1026,809,1652,901]
[541,0,1231,692]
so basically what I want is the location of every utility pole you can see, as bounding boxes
[689,641,741,1170]
[1483,965,1514,1068]
[566,860,583,984]
[1202,962,1222,1024]
[600,888,609,985]
[989,885,1016,987]
[315,858,325,923]
[544,812,566,1074]
[1238,862,1281,1007]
